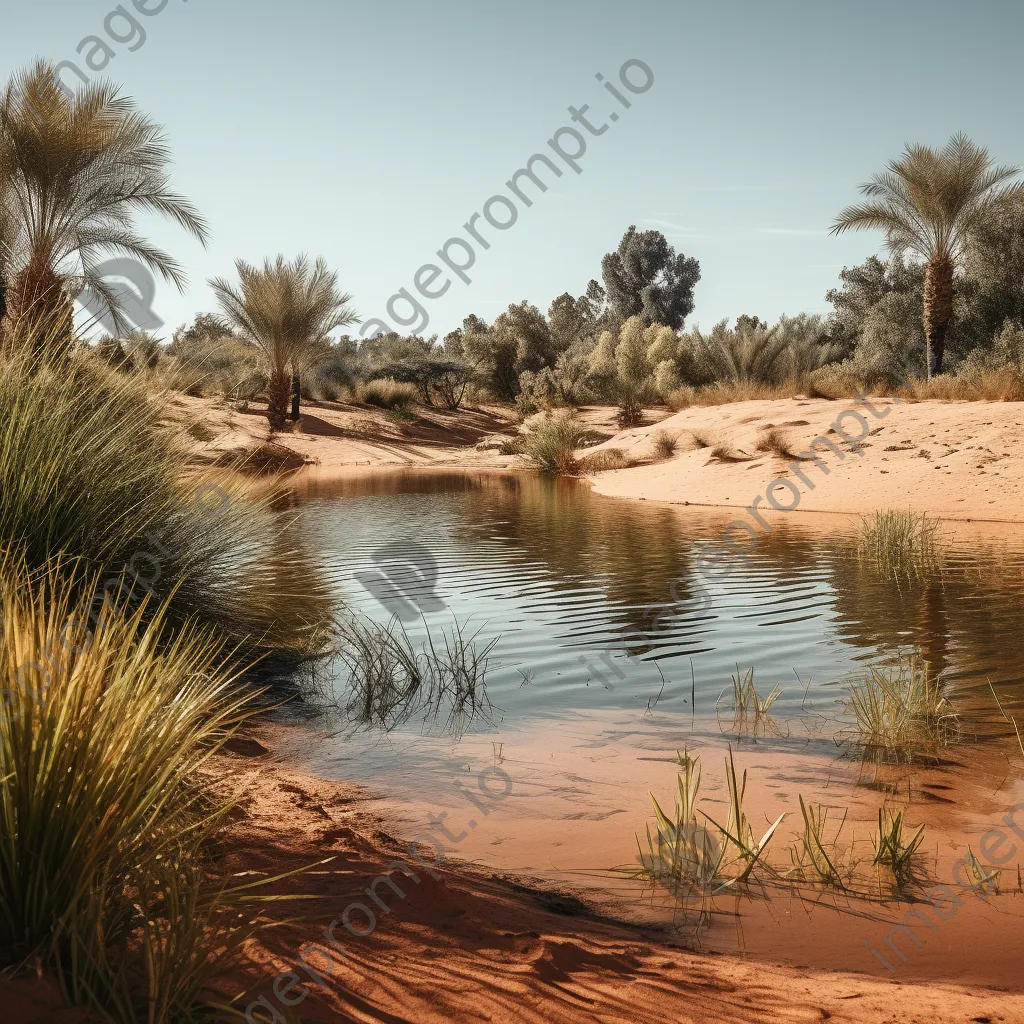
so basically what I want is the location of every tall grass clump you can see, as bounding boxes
[0,348,331,673]
[857,510,940,582]
[636,748,783,899]
[576,448,635,473]
[523,411,588,474]
[651,429,679,459]
[787,796,858,891]
[840,655,959,760]
[0,559,263,1020]
[336,615,498,736]
[357,377,418,409]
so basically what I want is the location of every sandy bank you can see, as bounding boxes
[582,397,1024,523]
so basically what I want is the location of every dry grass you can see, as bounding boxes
[577,448,635,473]
[357,378,418,409]
[709,443,755,463]
[754,427,807,461]
[651,430,680,459]
[664,386,697,411]
[896,367,1024,402]
[858,510,941,581]
[691,380,800,407]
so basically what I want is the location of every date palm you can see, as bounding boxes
[0,60,208,353]
[831,134,1024,376]
[210,255,358,430]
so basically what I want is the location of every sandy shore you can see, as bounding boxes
[203,725,1024,1024]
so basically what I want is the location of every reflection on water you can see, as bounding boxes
[290,467,1024,727]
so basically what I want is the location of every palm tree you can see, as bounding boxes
[0,60,208,352]
[210,256,358,430]
[831,134,1024,376]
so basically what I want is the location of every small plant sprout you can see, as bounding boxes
[701,747,786,890]
[788,796,858,891]
[872,807,926,891]
[963,846,1000,897]
[729,667,783,717]
[638,750,725,894]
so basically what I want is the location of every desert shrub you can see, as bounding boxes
[357,377,418,409]
[165,315,265,399]
[0,558,261,1020]
[651,430,679,459]
[523,411,587,474]
[552,341,596,405]
[577,448,635,473]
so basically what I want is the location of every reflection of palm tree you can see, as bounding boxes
[831,134,1024,376]
[210,256,357,430]
[0,61,209,351]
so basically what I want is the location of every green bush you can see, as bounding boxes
[523,411,588,474]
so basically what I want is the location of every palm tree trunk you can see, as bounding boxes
[923,255,954,378]
[266,369,290,431]
[7,257,75,357]
[291,373,301,421]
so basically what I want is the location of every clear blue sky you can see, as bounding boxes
[3,0,1023,338]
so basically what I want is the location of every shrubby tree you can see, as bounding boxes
[825,255,924,357]
[361,332,475,409]
[587,315,660,424]
[600,226,700,331]
[734,314,767,333]
[548,290,601,351]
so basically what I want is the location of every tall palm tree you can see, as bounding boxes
[831,134,1024,376]
[0,60,208,352]
[210,256,358,430]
